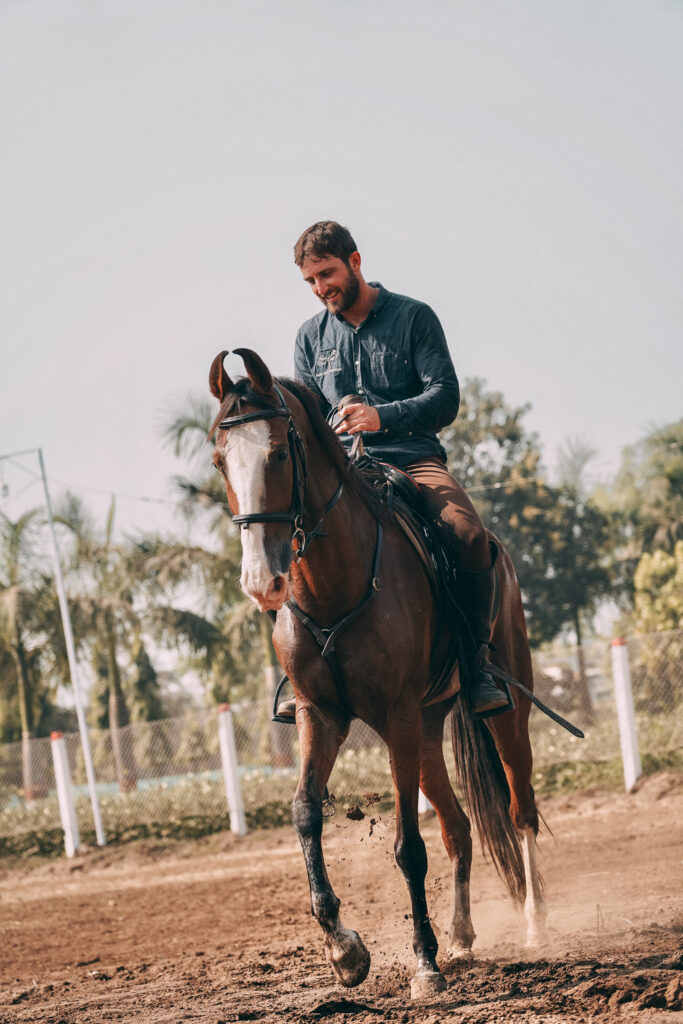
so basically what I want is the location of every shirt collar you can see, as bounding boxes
[333,282,389,326]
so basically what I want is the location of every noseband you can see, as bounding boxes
[218,385,342,559]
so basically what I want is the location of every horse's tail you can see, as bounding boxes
[450,698,526,904]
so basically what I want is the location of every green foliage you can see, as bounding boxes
[0,509,63,742]
[520,487,613,648]
[440,380,612,648]
[597,419,683,604]
[633,542,683,634]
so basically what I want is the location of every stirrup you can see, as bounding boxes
[469,645,515,720]
[471,680,515,720]
[271,675,297,724]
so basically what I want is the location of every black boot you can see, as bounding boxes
[275,697,296,722]
[455,542,512,719]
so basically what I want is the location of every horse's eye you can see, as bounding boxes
[273,447,289,463]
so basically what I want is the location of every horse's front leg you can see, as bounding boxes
[387,715,447,1001]
[292,704,370,988]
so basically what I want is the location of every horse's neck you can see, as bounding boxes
[290,469,378,617]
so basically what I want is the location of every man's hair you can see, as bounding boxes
[293,221,357,267]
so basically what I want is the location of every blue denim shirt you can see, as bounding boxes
[294,284,460,467]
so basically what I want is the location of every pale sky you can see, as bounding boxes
[1,0,681,536]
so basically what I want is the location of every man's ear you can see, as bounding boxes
[348,251,362,274]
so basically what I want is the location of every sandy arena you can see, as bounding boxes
[1,772,682,1023]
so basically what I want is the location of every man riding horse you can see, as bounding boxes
[277,219,507,721]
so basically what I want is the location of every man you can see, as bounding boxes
[278,220,507,720]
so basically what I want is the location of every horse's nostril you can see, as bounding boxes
[273,577,283,592]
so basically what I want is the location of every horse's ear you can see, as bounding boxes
[233,348,273,395]
[209,351,234,401]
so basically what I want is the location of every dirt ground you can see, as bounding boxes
[1,772,682,1024]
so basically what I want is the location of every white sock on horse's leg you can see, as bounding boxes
[521,826,548,946]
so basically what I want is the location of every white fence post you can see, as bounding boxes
[611,638,642,792]
[217,705,247,836]
[50,732,80,857]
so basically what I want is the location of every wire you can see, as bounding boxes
[0,478,41,506]
[1,455,175,506]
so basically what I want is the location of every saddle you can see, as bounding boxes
[352,453,480,706]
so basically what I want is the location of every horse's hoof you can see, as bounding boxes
[325,927,371,988]
[448,944,475,960]
[410,969,447,1001]
[525,927,549,949]
[447,923,476,956]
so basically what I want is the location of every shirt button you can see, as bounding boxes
[355,359,360,365]
[405,360,408,364]
[409,431,413,436]
[384,428,389,434]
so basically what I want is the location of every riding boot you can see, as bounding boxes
[455,541,512,719]
[275,697,296,722]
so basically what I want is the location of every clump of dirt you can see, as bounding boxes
[346,804,366,821]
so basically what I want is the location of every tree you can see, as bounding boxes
[55,494,224,791]
[632,542,683,634]
[440,381,614,716]
[0,509,63,795]
[556,435,598,499]
[599,419,683,569]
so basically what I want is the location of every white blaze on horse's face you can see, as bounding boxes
[219,420,291,612]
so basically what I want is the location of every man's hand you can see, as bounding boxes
[335,402,381,435]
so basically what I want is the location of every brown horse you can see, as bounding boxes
[209,348,547,1000]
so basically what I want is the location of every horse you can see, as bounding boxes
[209,348,547,1000]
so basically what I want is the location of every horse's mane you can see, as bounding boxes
[212,376,389,523]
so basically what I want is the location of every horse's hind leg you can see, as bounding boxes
[487,691,548,946]
[490,573,548,946]
[420,704,476,956]
[386,712,447,1000]
[292,705,370,988]
[519,820,546,946]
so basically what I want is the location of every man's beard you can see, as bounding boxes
[319,266,360,314]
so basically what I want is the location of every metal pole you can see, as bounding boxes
[38,449,106,845]
[610,637,642,792]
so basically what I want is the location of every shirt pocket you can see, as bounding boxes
[369,348,413,396]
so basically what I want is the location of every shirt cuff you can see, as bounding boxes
[375,401,402,434]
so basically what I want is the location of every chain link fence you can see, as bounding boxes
[1,630,681,850]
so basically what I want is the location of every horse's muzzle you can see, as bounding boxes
[246,572,291,612]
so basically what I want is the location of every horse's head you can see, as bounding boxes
[210,348,302,612]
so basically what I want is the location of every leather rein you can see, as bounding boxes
[218,385,383,718]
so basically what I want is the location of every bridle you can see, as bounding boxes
[218,384,342,560]
[217,382,384,721]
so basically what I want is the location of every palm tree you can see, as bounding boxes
[0,509,61,797]
[55,494,143,790]
[55,492,236,791]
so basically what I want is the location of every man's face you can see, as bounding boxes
[300,254,360,315]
